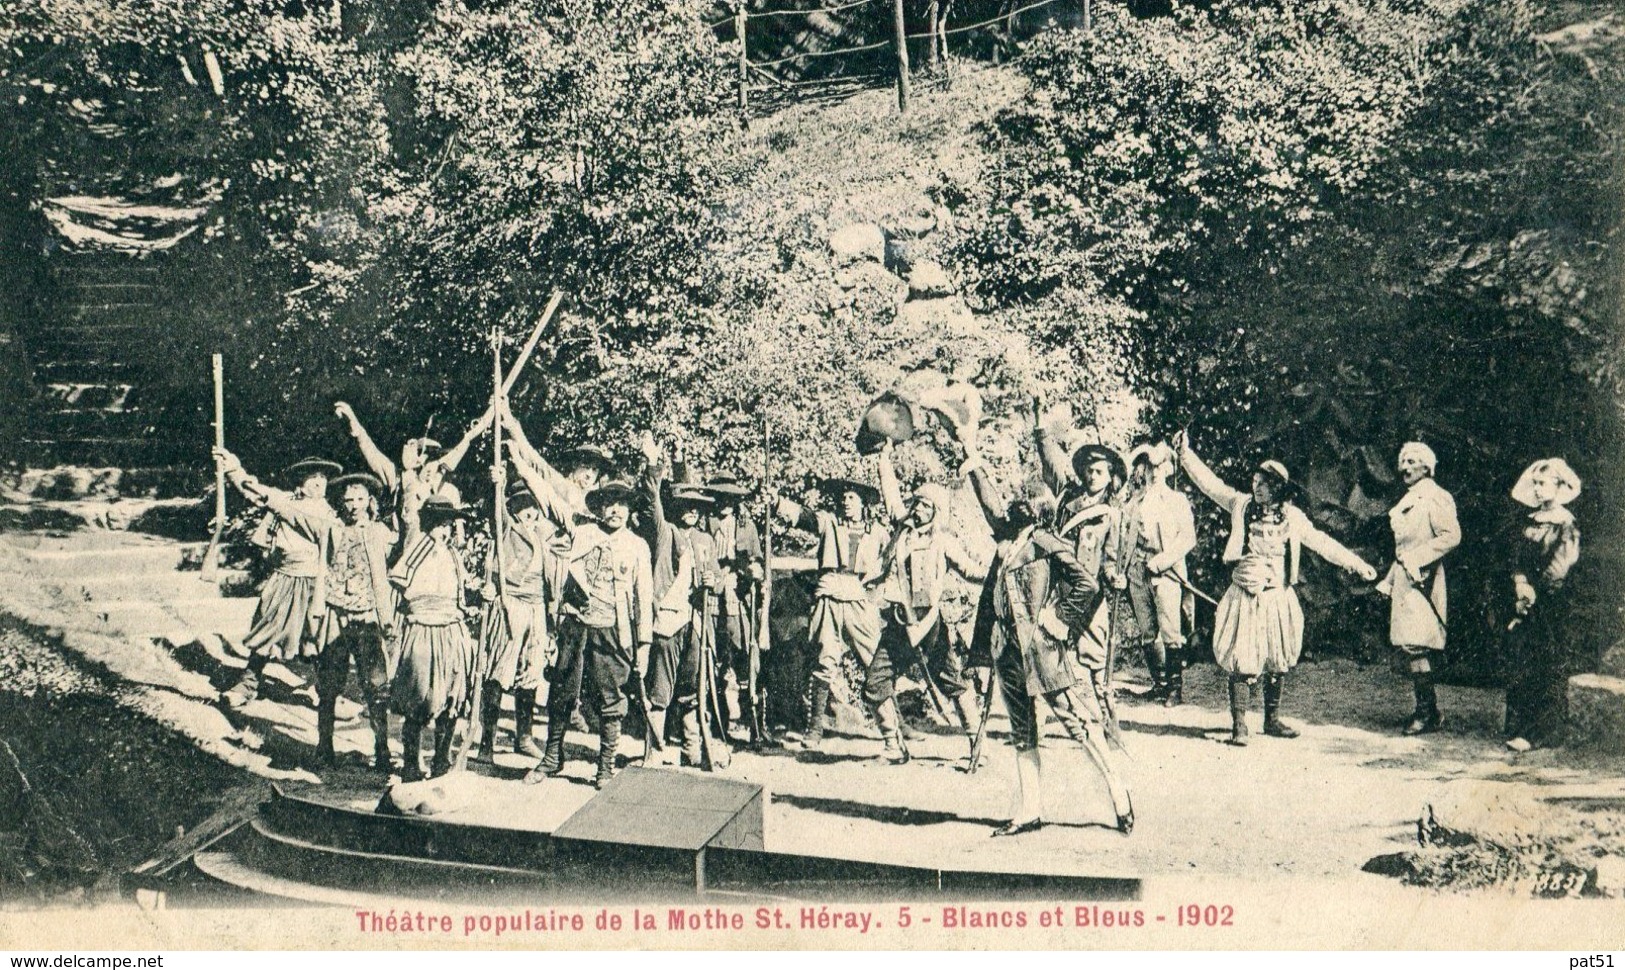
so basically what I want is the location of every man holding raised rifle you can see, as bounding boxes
[214,450,341,711]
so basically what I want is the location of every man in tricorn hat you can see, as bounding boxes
[524,476,654,788]
[474,482,564,762]
[1033,403,1129,723]
[213,448,341,710]
[638,434,724,767]
[942,414,1135,837]
[699,474,765,740]
[873,442,987,763]
[316,472,398,770]
[334,400,493,551]
[771,464,889,752]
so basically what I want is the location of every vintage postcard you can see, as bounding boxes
[0,0,1621,952]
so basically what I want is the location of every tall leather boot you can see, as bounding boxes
[400,719,425,781]
[477,680,502,762]
[1404,674,1442,735]
[595,718,623,788]
[1226,676,1250,746]
[1141,644,1166,701]
[802,680,831,748]
[316,692,338,766]
[513,688,541,757]
[368,701,392,773]
[430,715,456,777]
[871,698,910,765]
[645,707,672,766]
[1163,648,1184,708]
[524,708,569,784]
[1262,673,1299,738]
[680,707,703,767]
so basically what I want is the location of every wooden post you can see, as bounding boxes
[926,0,939,72]
[200,353,226,582]
[1082,0,1091,32]
[892,0,911,113]
[735,5,749,114]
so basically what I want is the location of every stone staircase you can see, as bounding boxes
[19,252,202,470]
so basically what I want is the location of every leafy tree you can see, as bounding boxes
[949,0,1625,669]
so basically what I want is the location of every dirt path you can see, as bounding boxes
[3,526,1622,896]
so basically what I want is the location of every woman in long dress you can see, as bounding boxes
[1502,459,1582,753]
[1174,433,1378,745]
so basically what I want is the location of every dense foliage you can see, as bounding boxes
[948,0,1625,669]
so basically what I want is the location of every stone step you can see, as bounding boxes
[1567,673,1625,752]
[1,465,209,501]
[71,572,227,603]
[15,540,199,575]
[0,497,206,535]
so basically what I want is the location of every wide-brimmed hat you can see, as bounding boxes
[284,457,343,483]
[664,483,715,520]
[854,390,917,456]
[418,494,472,526]
[506,482,539,512]
[560,444,617,476]
[1071,444,1127,487]
[585,479,639,513]
[1511,458,1581,508]
[331,472,385,497]
[701,475,753,505]
[819,477,881,506]
[1128,442,1175,470]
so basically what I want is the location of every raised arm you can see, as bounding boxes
[944,532,988,584]
[1174,433,1247,512]
[334,402,399,491]
[435,401,496,474]
[510,455,575,536]
[877,441,908,526]
[638,433,676,573]
[214,447,329,537]
[501,399,573,495]
[1033,425,1075,499]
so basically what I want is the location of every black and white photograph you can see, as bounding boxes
[0,0,1622,951]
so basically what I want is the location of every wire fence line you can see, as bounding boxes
[710,0,1083,113]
